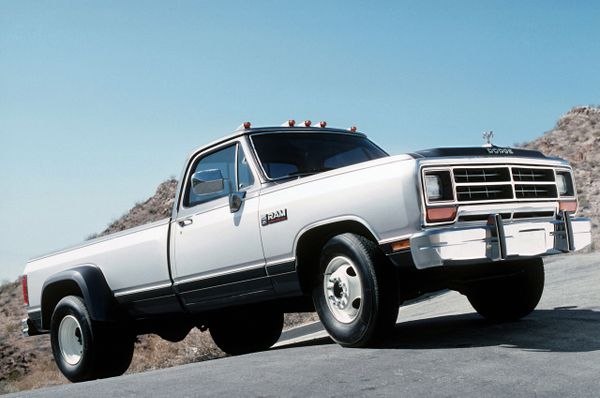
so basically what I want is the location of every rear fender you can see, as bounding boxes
[41,265,118,329]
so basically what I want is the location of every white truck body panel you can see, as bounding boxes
[259,154,420,264]
[25,219,171,309]
[170,191,265,284]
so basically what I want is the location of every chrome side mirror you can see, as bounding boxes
[191,169,224,195]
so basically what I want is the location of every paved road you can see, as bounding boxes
[10,253,600,397]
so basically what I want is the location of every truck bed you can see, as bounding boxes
[24,218,172,310]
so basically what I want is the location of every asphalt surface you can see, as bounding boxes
[9,253,600,397]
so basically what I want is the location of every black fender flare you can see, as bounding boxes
[41,265,119,329]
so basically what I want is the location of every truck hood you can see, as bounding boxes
[410,146,557,160]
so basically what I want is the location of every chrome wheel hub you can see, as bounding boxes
[58,315,84,366]
[324,256,363,323]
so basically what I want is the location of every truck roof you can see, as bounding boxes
[185,125,368,162]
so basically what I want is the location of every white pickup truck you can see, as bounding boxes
[22,122,592,382]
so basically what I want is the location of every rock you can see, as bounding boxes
[521,105,600,249]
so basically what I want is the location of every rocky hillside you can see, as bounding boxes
[89,178,178,239]
[0,281,57,393]
[521,106,600,249]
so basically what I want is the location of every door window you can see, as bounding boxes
[186,145,236,207]
[184,143,256,207]
[237,145,255,190]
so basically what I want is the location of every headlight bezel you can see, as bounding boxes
[555,170,575,197]
[422,169,454,203]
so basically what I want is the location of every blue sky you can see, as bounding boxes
[1,1,600,281]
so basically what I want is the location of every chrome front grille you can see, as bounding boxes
[451,166,559,203]
[453,167,510,183]
[512,167,555,182]
[456,184,513,201]
[514,184,558,199]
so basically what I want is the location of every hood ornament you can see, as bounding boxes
[482,131,494,147]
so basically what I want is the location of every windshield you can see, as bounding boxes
[250,132,388,180]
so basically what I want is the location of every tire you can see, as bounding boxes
[50,295,134,382]
[312,233,399,347]
[466,258,545,322]
[209,307,283,355]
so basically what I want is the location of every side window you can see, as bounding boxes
[237,146,255,190]
[186,145,236,207]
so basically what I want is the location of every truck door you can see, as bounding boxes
[171,141,270,310]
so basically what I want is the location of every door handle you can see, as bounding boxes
[178,218,193,227]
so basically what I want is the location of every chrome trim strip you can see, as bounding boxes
[174,261,266,285]
[378,234,413,245]
[265,257,296,267]
[113,281,173,297]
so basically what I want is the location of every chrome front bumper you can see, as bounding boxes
[410,212,592,269]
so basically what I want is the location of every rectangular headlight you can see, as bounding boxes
[555,171,574,196]
[423,170,453,202]
[425,175,442,200]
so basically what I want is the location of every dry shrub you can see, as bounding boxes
[4,356,66,394]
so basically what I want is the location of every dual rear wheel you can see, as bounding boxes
[50,296,134,382]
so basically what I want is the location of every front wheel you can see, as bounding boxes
[50,296,134,382]
[466,258,545,322]
[312,233,399,347]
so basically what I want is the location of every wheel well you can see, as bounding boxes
[41,280,83,329]
[295,221,378,295]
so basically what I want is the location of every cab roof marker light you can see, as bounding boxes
[349,126,357,132]
[304,120,312,127]
[320,121,327,128]
[280,119,296,127]
[236,121,251,130]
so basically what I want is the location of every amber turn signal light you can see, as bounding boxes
[426,206,457,223]
[559,200,577,213]
[391,239,410,252]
